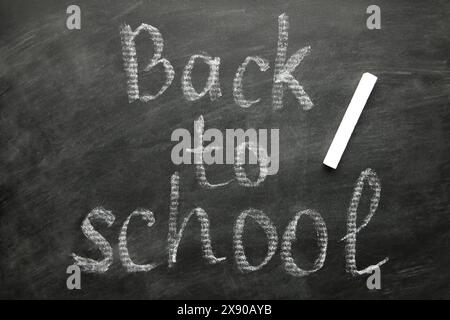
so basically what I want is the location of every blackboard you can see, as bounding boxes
[0,0,448,299]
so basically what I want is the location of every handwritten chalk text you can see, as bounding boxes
[72,168,386,277]
[120,13,313,110]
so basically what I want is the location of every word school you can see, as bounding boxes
[72,168,388,277]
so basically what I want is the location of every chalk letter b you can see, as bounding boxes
[66,5,81,30]
[366,5,381,30]
[120,24,174,103]
[66,265,81,290]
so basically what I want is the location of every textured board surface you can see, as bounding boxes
[0,0,449,299]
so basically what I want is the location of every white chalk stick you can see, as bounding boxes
[323,73,377,169]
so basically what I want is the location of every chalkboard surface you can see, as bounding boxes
[0,0,448,299]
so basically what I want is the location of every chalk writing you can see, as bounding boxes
[233,56,270,108]
[272,13,313,110]
[168,172,226,267]
[120,23,174,102]
[119,209,158,272]
[182,54,222,101]
[121,14,314,110]
[233,209,279,272]
[70,12,388,285]
[281,209,328,277]
[72,169,386,278]
[72,207,114,273]
[342,168,389,275]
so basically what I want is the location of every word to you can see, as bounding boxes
[171,116,279,175]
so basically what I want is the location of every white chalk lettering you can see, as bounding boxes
[233,209,278,272]
[168,172,226,267]
[272,13,313,110]
[72,207,115,273]
[281,209,328,277]
[119,209,159,272]
[182,53,222,101]
[342,168,388,276]
[233,56,270,108]
[120,23,174,102]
